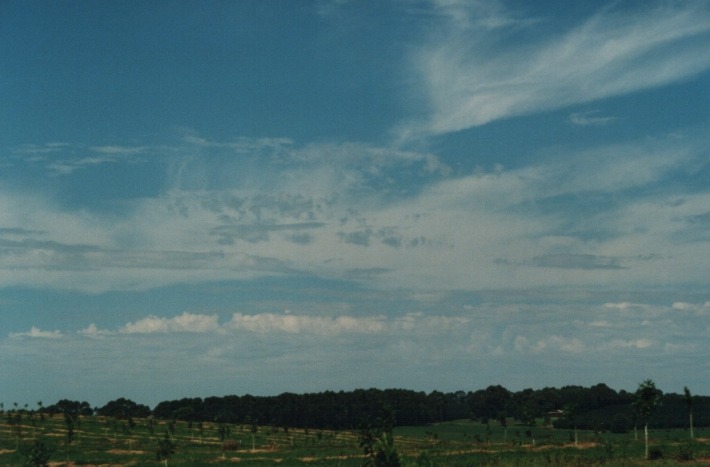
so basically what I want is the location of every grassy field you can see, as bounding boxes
[2,413,710,466]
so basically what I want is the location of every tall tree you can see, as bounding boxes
[684,386,694,439]
[634,379,662,460]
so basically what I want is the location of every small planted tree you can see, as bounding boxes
[498,413,508,442]
[371,431,400,467]
[634,379,662,460]
[24,438,54,467]
[684,386,694,439]
[244,415,258,450]
[167,419,176,442]
[64,411,76,445]
[217,422,231,459]
[156,430,175,467]
[197,421,204,444]
[147,415,157,439]
[121,420,135,452]
[12,408,23,450]
[564,404,578,446]
[359,403,401,467]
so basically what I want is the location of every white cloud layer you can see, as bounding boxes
[0,130,708,294]
[4,298,709,404]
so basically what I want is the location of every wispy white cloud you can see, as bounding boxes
[588,320,613,328]
[531,335,586,354]
[605,338,654,350]
[428,0,536,32]
[89,145,146,155]
[46,156,120,176]
[603,302,648,311]
[10,142,147,176]
[569,110,617,126]
[402,1,710,137]
[227,312,387,335]
[10,326,63,339]
[13,142,70,155]
[671,301,710,314]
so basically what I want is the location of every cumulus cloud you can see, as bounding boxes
[120,312,220,334]
[79,323,114,337]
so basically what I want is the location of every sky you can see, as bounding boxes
[1,0,709,408]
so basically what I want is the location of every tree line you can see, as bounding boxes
[5,383,707,432]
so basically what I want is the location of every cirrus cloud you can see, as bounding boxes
[402,1,710,137]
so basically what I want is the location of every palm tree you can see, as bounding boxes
[634,379,662,460]
[684,386,694,439]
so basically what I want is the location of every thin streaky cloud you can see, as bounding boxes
[90,145,147,155]
[47,156,121,176]
[569,110,617,126]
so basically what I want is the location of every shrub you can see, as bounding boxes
[24,439,53,467]
[675,443,694,462]
[648,447,663,460]
[610,413,630,433]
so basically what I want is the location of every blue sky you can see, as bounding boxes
[1,0,709,407]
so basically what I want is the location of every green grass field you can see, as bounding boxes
[2,413,710,466]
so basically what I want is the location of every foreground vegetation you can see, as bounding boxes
[2,412,710,466]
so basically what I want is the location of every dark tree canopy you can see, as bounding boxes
[97,397,151,419]
[33,383,710,432]
[45,399,93,417]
